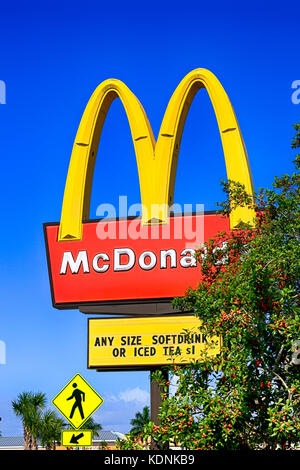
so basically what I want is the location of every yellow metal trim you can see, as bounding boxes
[58,69,255,241]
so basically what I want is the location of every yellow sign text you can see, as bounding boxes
[88,315,221,370]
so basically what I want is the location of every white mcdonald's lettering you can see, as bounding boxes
[59,248,197,275]
[60,250,90,274]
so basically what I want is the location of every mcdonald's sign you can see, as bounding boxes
[44,69,255,310]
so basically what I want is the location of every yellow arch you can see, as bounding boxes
[58,79,155,241]
[154,68,255,227]
[58,69,255,241]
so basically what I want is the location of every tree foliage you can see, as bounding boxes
[38,409,65,450]
[12,391,46,450]
[118,406,150,450]
[140,124,300,450]
[130,406,150,436]
[12,391,66,450]
[83,417,102,438]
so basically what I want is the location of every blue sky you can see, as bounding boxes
[0,0,299,435]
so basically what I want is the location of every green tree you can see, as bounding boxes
[12,391,46,450]
[38,410,66,450]
[83,417,102,438]
[118,407,151,450]
[130,406,150,436]
[142,124,300,450]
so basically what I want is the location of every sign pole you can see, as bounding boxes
[150,367,169,450]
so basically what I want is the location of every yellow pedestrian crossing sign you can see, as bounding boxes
[52,373,104,429]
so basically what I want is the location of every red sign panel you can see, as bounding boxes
[44,213,229,309]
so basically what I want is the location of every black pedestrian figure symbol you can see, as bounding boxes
[67,383,85,420]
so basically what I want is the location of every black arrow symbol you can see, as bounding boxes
[70,432,84,444]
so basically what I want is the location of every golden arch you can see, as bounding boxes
[58,69,255,241]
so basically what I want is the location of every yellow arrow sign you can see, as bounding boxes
[52,373,103,429]
[61,429,93,447]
